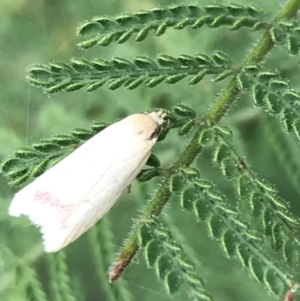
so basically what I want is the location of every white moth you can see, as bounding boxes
[9,110,165,252]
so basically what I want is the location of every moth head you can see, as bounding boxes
[148,109,166,126]
[128,109,166,141]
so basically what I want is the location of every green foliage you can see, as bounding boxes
[178,175,287,296]
[89,218,133,301]
[2,1,300,301]
[77,4,267,49]
[237,66,300,141]
[16,261,49,301]
[208,127,300,266]
[48,251,77,301]
[262,116,300,197]
[27,53,234,94]
[271,21,300,54]
[1,125,95,186]
[138,217,212,300]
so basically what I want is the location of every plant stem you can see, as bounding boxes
[109,0,300,282]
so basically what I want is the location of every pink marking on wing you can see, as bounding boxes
[35,190,62,208]
[34,190,73,229]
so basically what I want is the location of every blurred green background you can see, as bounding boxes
[1,0,300,300]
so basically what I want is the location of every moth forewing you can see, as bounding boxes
[9,111,165,252]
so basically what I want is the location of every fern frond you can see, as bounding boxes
[206,126,300,268]
[0,124,99,187]
[76,4,267,49]
[89,218,133,301]
[27,54,234,94]
[138,217,212,301]
[179,176,289,296]
[48,251,77,301]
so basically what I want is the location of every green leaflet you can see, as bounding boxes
[76,4,266,49]
[179,176,288,296]
[1,122,106,186]
[27,53,233,94]
[139,218,212,300]
[204,126,300,268]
